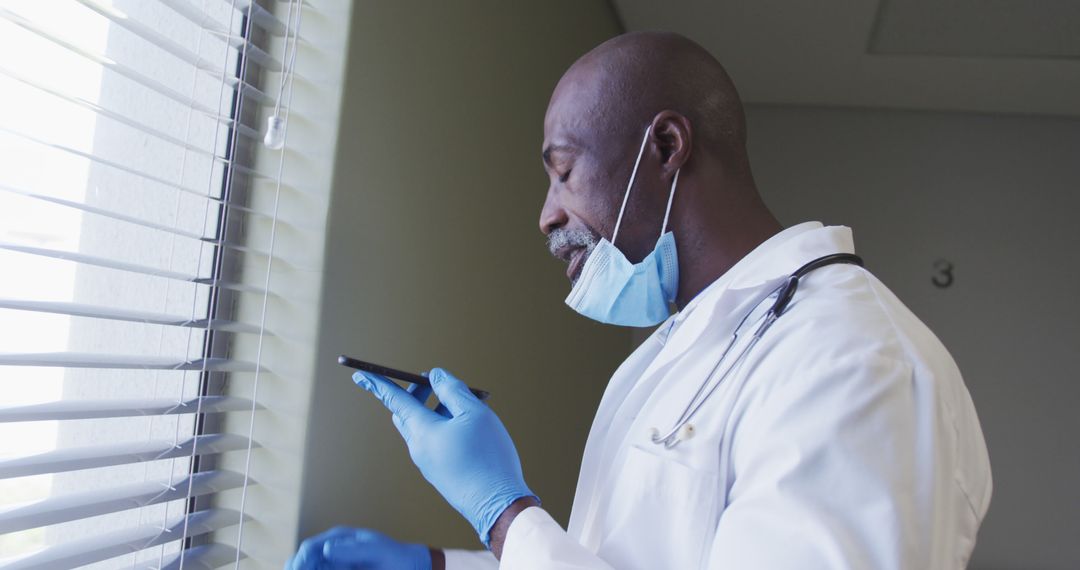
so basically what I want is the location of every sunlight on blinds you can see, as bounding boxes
[0,0,304,567]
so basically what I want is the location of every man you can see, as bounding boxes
[288,31,991,569]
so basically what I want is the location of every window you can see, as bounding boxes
[0,0,299,567]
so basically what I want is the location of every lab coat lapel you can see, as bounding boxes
[623,225,858,463]
[570,282,770,548]
[624,283,782,466]
[567,328,667,541]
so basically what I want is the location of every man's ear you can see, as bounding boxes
[649,110,692,175]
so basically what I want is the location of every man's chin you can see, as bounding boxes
[569,258,590,287]
[566,247,593,284]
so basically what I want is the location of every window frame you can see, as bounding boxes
[184,9,265,555]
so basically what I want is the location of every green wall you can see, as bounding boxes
[298,0,627,550]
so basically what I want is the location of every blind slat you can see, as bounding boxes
[157,0,281,72]
[2,67,277,180]
[0,470,247,534]
[0,241,269,295]
[0,508,245,570]
[0,352,260,372]
[1,65,236,167]
[72,0,281,88]
[159,542,245,570]
[0,298,262,334]
[0,396,258,423]
[0,126,278,217]
[0,184,277,259]
[231,0,289,35]
[1,6,213,120]
[2,81,278,187]
[212,29,279,72]
[157,0,231,34]
[0,183,204,241]
[0,433,254,479]
[0,6,274,112]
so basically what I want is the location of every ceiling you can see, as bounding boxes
[611,0,1080,117]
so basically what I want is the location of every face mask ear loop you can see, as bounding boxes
[659,168,680,238]
[611,126,653,247]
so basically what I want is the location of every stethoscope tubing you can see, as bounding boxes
[650,285,781,448]
[650,253,864,449]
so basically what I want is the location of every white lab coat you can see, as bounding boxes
[445,222,992,569]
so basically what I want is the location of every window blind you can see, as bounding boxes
[0,0,302,568]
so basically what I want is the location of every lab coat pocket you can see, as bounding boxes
[595,444,720,570]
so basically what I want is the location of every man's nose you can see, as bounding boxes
[538,189,568,236]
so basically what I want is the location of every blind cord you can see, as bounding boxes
[264,0,302,150]
[136,2,212,568]
[174,0,257,566]
[235,2,303,566]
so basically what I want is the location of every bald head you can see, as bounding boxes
[546,31,747,164]
[540,32,779,309]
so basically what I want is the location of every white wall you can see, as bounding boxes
[745,105,1080,569]
[295,0,627,552]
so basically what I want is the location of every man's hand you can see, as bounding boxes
[354,367,539,548]
[285,526,442,569]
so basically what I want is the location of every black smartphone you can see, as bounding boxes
[337,355,491,401]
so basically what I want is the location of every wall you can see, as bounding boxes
[296,0,627,552]
[744,105,1080,569]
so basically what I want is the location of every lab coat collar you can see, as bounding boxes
[680,222,822,310]
[726,221,856,290]
[656,222,853,344]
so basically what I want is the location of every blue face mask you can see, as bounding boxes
[565,127,681,327]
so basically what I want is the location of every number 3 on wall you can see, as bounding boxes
[932,259,954,289]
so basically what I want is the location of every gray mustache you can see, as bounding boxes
[547,227,599,258]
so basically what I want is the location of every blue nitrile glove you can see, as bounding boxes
[285,526,430,570]
[353,367,538,547]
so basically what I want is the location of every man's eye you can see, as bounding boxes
[558,169,572,183]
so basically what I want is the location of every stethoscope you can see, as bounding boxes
[649,253,864,449]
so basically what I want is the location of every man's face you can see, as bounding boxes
[535,70,660,285]
[539,121,664,286]
[540,126,617,286]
